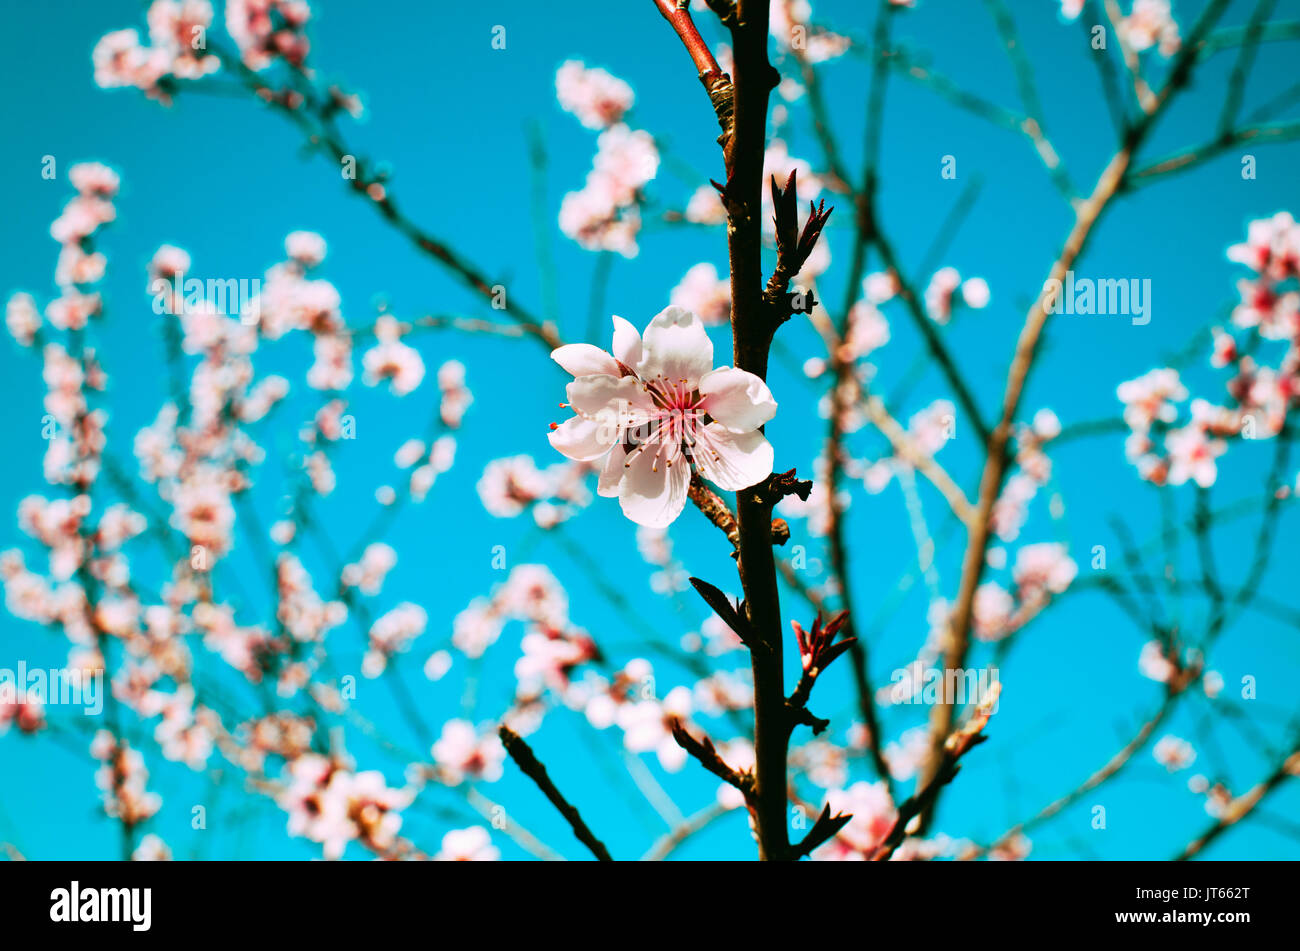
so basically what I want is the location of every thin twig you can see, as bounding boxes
[1175,743,1300,860]
[499,726,614,861]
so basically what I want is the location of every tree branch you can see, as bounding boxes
[916,0,1233,832]
[499,726,614,861]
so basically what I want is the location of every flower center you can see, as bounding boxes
[622,376,722,473]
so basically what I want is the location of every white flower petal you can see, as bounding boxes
[698,366,777,433]
[618,441,690,527]
[691,424,774,491]
[611,315,643,368]
[597,442,627,497]
[636,306,713,386]
[547,416,617,461]
[566,374,651,419]
[552,344,620,378]
[657,740,687,773]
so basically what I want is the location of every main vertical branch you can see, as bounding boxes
[723,0,789,861]
[656,0,789,860]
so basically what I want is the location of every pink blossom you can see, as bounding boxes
[1012,543,1077,603]
[515,626,598,695]
[1032,408,1061,441]
[548,307,777,527]
[839,300,890,362]
[148,244,191,283]
[863,271,899,305]
[1231,275,1299,339]
[284,230,327,267]
[792,739,847,790]
[1165,423,1226,488]
[95,504,147,550]
[437,359,473,427]
[45,292,102,331]
[770,0,851,63]
[146,0,220,79]
[559,184,642,257]
[153,687,214,769]
[669,263,731,326]
[92,733,163,825]
[908,400,955,456]
[253,258,343,339]
[394,438,426,469]
[452,599,504,659]
[556,60,634,130]
[56,247,107,287]
[884,726,931,782]
[0,693,46,735]
[594,125,659,199]
[560,125,659,257]
[477,455,551,518]
[276,553,347,644]
[616,685,693,771]
[362,316,425,395]
[408,435,456,502]
[132,834,173,861]
[973,582,1014,642]
[499,564,569,626]
[431,719,505,785]
[194,603,270,681]
[1154,734,1196,772]
[1119,0,1182,57]
[92,30,172,100]
[692,669,754,717]
[715,739,755,809]
[170,466,235,559]
[363,603,427,677]
[684,185,727,225]
[435,826,499,861]
[1138,639,1176,683]
[341,542,397,596]
[638,525,688,595]
[1118,367,1186,431]
[5,293,41,346]
[308,334,353,390]
[1227,211,1300,281]
[279,754,412,859]
[452,565,568,659]
[961,277,990,309]
[814,781,896,859]
[240,374,289,422]
[69,161,119,197]
[423,649,452,681]
[226,0,312,70]
[989,833,1033,861]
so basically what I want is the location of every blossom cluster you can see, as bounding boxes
[476,455,595,528]
[1119,212,1299,489]
[557,62,660,257]
[92,0,221,104]
[1,164,487,860]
